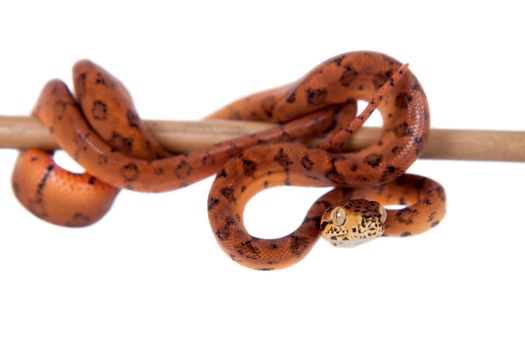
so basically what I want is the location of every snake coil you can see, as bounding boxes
[10,51,446,269]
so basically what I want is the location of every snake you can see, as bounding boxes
[11,51,446,269]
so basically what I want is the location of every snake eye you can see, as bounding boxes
[331,206,346,227]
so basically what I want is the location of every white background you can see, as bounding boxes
[1,1,524,349]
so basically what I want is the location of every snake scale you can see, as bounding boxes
[11,51,446,269]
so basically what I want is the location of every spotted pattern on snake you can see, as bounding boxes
[320,199,387,247]
[12,62,338,225]
[10,51,445,269]
[207,52,445,269]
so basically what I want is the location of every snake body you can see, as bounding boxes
[13,61,336,225]
[11,51,446,268]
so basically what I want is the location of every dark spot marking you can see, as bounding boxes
[393,122,414,138]
[261,95,277,118]
[215,228,230,241]
[290,235,310,256]
[305,216,319,224]
[202,154,215,166]
[109,131,133,153]
[428,211,437,222]
[437,187,446,202]
[391,146,403,155]
[395,92,411,109]
[242,159,257,177]
[431,221,440,228]
[332,54,346,66]
[175,160,192,179]
[88,176,96,185]
[372,71,390,89]
[386,166,397,174]
[127,110,140,128]
[306,88,328,105]
[273,148,292,169]
[325,168,344,184]
[76,73,87,94]
[235,241,260,260]
[121,163,139,182]
[415,178,426,190]
[396,176,407,185]
[35,164,55,205]
[364,153,383,168]
[220,186,236,203]
[301,155,313,170]
[217,169,227,178]
[395,208,418,225]
[66,212,91,227]
[54,100,67,121]
[207,196,219,210]
[340,65,359,87]
[95,73,106,85]
[286,91,296,103]
[92,100,108,121]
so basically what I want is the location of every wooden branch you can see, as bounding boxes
[0,116,524,161]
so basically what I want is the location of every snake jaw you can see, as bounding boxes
[320,199,386,248]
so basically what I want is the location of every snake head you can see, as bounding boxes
[320,199,387,248]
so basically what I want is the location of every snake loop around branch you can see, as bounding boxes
[11,51,446,269]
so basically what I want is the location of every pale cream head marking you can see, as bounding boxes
[320,199,387,248]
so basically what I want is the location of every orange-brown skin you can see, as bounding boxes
[12,61,167,226]
[10,51,445,270]
[12,60,339,226]
[209,172,445,269]
[12,149,118,226]
[207,52,444,269]
[73,61,170,160]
